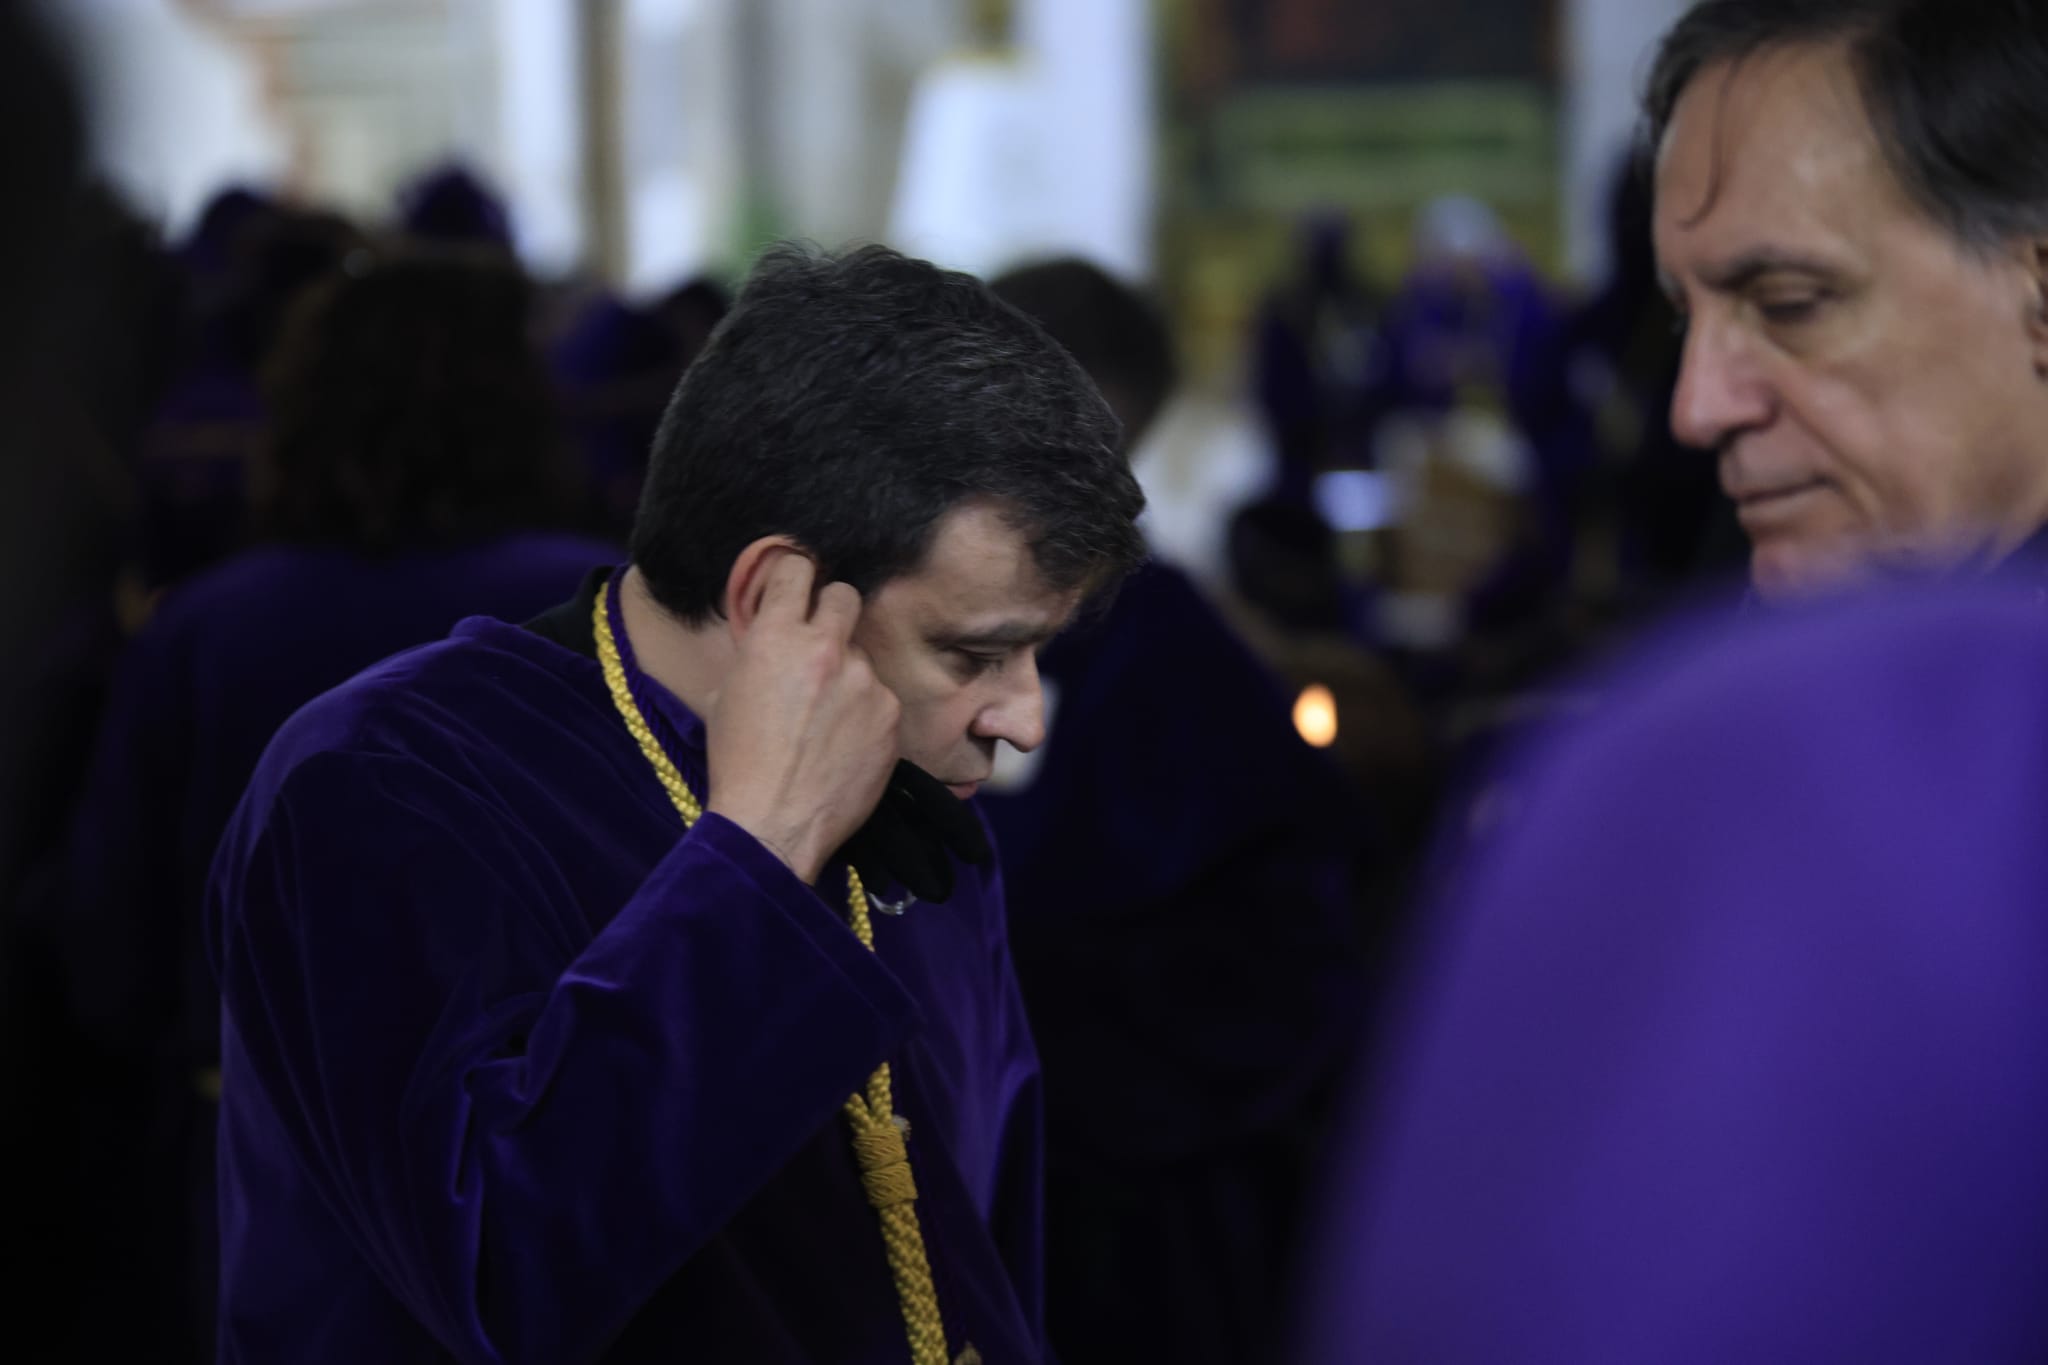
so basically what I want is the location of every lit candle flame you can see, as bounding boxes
[1293,683,1337,748]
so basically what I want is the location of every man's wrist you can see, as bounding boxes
[704,799,822,884]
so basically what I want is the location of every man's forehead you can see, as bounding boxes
[872,506,1078,629]
[1654,42,1896,265]
[906,568,1082,639]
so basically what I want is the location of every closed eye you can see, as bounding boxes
[952,649,1005,679]
[1758,296,1824,325]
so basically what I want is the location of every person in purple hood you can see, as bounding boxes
[207,243,1146,1363]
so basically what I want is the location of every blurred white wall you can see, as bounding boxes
[888,0,1154,281]
[41,0,288,235]
[46,0,590,273]
[1561,0,1691,282]
[1013,0,1152,280]
[757,0,963,251]
[610,0,744,293]
[44,0,1156,287]
[485,0,586,276]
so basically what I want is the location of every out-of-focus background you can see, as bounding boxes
[34,0,1742,719]
[3,3,1756,1362]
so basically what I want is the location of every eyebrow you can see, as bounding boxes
[1696,248,1843,293]
[926,621,1064,652]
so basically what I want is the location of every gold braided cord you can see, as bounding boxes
[594,585,951,1365]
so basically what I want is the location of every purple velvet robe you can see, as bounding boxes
[65,534,619,1066]
[1300,584,2048,1362]
[208,570,1047,1363]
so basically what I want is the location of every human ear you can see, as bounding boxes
[2023,237,2048,379]
[719,535,813,636]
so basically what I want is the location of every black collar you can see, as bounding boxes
[524,565,614,660]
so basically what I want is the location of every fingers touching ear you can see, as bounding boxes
[723,537,813,634]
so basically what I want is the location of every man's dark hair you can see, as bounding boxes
[631,242,1146,623]
[1644,0,2048,249]
[258,249,576,552]
[989,257,1179,454]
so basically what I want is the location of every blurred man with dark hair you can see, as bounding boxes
[990,259,1179,447]
[1647,0,2048,599]
[59,249,612,1363]
[252,251,579,547]
[209,243,1145,1362]
[981,257,1364,1365]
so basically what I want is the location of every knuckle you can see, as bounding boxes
[805,644,840,685]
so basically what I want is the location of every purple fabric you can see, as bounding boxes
[1301,584,2048,1363]
[208,587,1047,1362]
[55,533,617,1361]
[62,533,620,1065]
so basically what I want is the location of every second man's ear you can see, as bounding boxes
[2025,238,2048,378]
[721,536,814,634]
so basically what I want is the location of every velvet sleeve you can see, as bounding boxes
[212,745,922,1364]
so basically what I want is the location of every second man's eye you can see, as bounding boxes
[1759,299,1820,325]
[954,650,1004,678]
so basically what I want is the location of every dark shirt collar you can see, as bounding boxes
[524,564,708,760]
[523,564,612,659]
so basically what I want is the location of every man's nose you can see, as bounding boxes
[1670,313,1774,452]
[973,656,1047,753]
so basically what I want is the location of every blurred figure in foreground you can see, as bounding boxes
[0,3,92,1359]
[1301,582,2048,1363]
[0,0,89,896]
[1649,0,2048,600]
[54,249,611,1363]
[981,258,1366,1365]
[6,187,186,1365]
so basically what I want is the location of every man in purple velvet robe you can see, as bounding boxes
[208,243,1147,1362]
